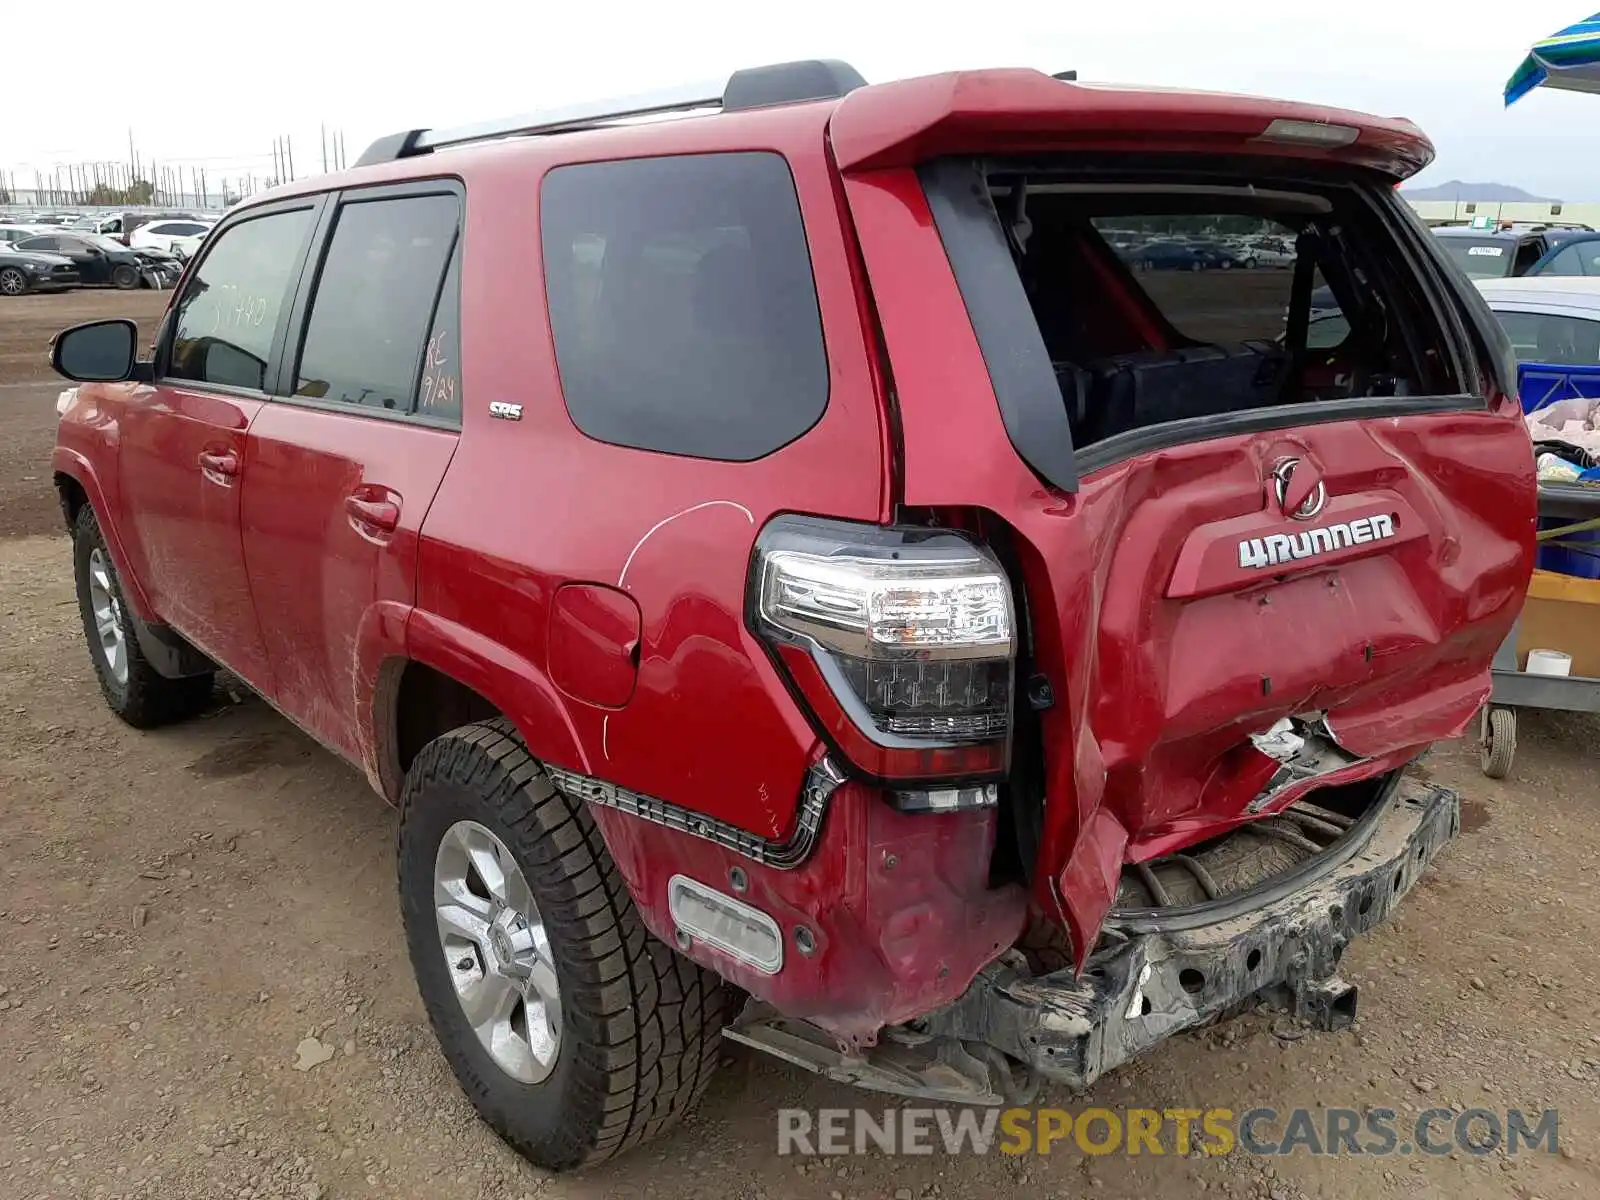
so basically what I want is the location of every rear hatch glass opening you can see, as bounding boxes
[922,158,1480,476]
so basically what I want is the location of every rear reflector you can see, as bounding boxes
[889,783,999,813]
[1255,118,1359,148]
[668,875,784,974]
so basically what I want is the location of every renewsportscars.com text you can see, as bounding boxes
[777,1106,1559,1158]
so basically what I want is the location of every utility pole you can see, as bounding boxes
[321,123,328,173]
[286,135,295,181]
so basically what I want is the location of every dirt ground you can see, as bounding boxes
[1,290,1597,1200]
[0,289,168,539]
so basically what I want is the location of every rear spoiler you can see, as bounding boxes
[828,69,1434,181]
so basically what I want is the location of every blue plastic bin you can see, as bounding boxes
[1518,360,1600,414]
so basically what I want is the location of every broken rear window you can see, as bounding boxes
[929,162,1467,456]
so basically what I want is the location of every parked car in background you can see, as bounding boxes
[0,225,48,246]
[1526,232,1600,278]
[1190,240,1241,269]
[1135,240,1215,270]
[0,242,81,295]
[1432,225,1555,279]
[1474,276,1600,411]
[129,219,210,259]
[14,232,179,289]
[1238,237,1296,268]
[67,211,219,246]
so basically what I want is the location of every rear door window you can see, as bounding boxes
[292,192,460,415]
[166,208,316,391]
[540,151,828,461]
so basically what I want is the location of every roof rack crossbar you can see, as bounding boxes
[353,58,866,167]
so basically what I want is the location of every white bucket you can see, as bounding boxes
[1525,648,1573,677]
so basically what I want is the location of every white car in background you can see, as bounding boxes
[0,224,50,246]
[1236,237,1296,269]
[1474,276,1600,365]
[129,219,211,260]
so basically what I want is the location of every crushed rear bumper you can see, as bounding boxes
[922,773,1458,1090]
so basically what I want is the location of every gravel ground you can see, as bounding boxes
[0,289,1596,1200]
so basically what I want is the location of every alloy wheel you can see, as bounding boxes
[433,820,561,1083]
[86,547,128,686]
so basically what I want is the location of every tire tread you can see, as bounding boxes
[398,717,729,1170]
[73,505,213,729]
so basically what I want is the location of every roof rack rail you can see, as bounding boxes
[354,58,866,167]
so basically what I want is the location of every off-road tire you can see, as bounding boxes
[73,505,214,727]
[398,719,730,1171]
[111,264,140,290]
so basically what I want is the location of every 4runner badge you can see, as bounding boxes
[1238,513,1397,569]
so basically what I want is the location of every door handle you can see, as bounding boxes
[197,448,238,476]
[345,493,401,533]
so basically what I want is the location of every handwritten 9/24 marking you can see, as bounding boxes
[420,328,457,411]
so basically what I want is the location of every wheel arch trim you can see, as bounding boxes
[386,610,591,796]
[51,447,156,620]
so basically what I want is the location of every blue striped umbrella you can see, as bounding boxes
[1506,14,1600,105]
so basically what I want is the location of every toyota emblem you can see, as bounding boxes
[1271,457,1327,521]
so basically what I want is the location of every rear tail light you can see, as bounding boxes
[750,515,1015,783]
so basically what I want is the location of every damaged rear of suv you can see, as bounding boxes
[50,59,1534,1170]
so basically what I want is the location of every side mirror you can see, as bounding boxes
[52,319,143,383]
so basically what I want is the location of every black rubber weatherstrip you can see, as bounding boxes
[919,158,1080,494]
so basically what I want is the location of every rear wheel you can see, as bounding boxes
[0,267,27,296]
[111,264,140,290]
[72,505,214,727]
[398,719,730,1170]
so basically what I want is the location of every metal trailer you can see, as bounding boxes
[1480,482,1600,777]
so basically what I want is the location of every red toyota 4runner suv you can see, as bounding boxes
[50,60,1535,1169]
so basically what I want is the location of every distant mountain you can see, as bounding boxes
[1402,180,1555,203]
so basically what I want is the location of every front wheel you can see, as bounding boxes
[398,719,730,1171]
[72,505,214,726]
[111,264,140,290]
[0,266,28,296]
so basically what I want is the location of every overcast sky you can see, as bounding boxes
[9,1,1600,197]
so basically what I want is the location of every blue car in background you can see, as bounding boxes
[1527,232,1600,277]
[1134,241,1239,271]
